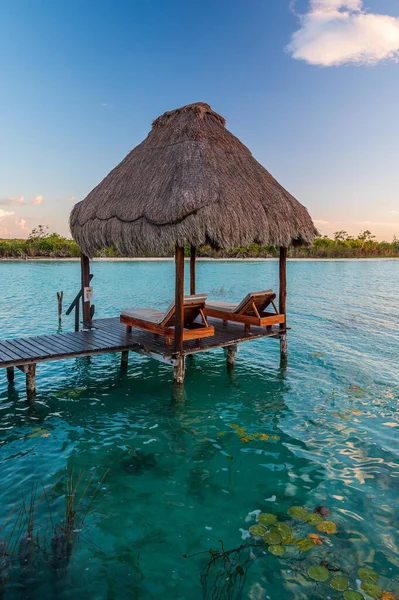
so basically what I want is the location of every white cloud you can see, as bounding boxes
[0,209,15,219]
[314,219,329,225]
[0,196,25,206]
[15,218,29,233]
[32,194,44,205]
[287,0,399,66]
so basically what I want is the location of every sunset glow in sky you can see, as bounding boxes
[1,0,398,241]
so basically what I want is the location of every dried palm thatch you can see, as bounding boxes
[70,102,318,256]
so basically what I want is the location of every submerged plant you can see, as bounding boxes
[185,504,398,600]
[0,468,108,594]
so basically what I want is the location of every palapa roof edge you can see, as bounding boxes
[70,102,318,257]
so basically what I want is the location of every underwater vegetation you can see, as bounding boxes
[0,469,107,598]
[185,504,398,600]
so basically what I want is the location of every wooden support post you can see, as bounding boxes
[225,345,238,366]
[81,254,91,329]
[173,356,185,384]
[6,367,14,384]
[121,350,129,369]
[280,333,288,365]
[174,245,185,357]
[279,246,288,365]
[56,291,64,325]
[26,364,36,399]
[190,244,196,295]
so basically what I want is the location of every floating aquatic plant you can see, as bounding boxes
[330,575,349,591]
[249,525,266,537]
[358,567,379,583]
[257,513,277,526]
[308,565,330,582]
[186,503,398,600]
[316,520,337,534]
[288,506,308,519]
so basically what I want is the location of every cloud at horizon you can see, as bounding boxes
[288,0,399,66]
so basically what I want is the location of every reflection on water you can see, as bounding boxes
[0,259,398,599]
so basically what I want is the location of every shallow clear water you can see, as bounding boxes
[0,259,398,600]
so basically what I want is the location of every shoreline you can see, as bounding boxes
[0,257,398,263]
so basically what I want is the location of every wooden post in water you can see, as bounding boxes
[26,364,36,399]
[121,350,129,369]
[81,254,91,329]
[279,246,288,365]
[174,244,185,383]
[225,344,238,367]
[56,291,64,326]
[190,244,196,295]
[6,367,14,384]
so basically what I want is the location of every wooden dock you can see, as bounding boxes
[0,317,283,396]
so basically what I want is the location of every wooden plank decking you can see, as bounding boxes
[0,317,282,370]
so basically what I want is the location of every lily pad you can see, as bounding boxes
[294,537,315,551]
[288,506,308,519]
[305,513,323,526]
[330,576,349,591]
[249,525,266,537]
[263,531,282,545]
[308,565,330,582]
[314,506,332,517]
[268,544,285,556]
[358,567,379,583]
[308,533,323,545]
[316,520,337,534]
[343,592,364,600]
[257,513,277,526]
[273,522,292,537]
[361,582,383,599]
[271,523,293,544]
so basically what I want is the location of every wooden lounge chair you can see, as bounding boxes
[120,294,214,345]
[204,290,285,333]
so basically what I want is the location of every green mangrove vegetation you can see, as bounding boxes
[0,226,398,259]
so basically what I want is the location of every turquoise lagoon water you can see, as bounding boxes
[0,259,398,600]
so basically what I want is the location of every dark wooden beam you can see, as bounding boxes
[279,246,288,365]
[81,254,91,328]
[174,244,185,355]
[279,246,287,330]
[190,244,196,295]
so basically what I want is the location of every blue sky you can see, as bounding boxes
[1,0,398,240]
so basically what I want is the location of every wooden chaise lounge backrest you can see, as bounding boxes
[235,290,277,316]
[161,294,208,328]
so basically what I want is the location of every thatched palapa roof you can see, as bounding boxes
[70,102,318,256]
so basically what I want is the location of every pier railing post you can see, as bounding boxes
[190,244,196,295]
[174,244,185,382]
[279,246,288,365]
[81,254,92,329]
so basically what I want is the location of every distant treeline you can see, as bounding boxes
[0,226,398,259]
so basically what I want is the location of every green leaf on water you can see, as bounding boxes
[288,506,308,519]
[361,582,383,599]
[249,525,266,536]
[330,576,349,591]
[343,592,364,600]
[263,531,282,545]
[307,565,330,582]
[316,520,337,534]
[271,523,294,544]
[305,513,323,526]
[257,513,277,526]
[358,567,379,583]
[294,537,315,551]
[268,544,285,556]
[272,522,291,537]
